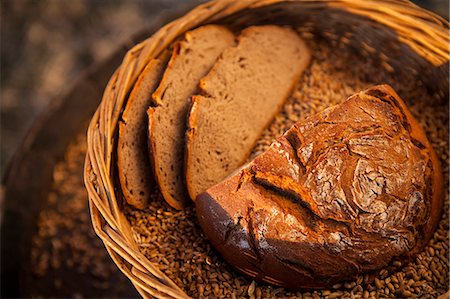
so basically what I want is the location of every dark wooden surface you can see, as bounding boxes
[1,32,134,298]
[0,2,201,297]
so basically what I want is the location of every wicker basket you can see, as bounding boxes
[84,0,449,298]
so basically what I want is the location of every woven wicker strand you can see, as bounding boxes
[84,0,449,297]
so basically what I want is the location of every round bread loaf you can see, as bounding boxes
[196,85,444,289]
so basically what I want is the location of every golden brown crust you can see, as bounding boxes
[362,84,443,256]
[184,96,201,202]
[196,85,444,289]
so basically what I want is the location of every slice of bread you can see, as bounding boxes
[148,25,235,210]
[117,57,167,209]
[185,25,311,200]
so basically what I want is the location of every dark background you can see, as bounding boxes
[1,0,203,175]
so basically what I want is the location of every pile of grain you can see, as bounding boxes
[125,34,449,298]
[30,133,137,298]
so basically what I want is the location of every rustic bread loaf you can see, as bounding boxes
[196,85,443,289]
[148,25,235,210]
[185,25,311,200]
[117,58,167,209]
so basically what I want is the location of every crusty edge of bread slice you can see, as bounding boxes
[184,95,203,201]
[117,56,168,209]
[147,41,186,210]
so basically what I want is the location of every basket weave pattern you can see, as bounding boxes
[84,0,449,297]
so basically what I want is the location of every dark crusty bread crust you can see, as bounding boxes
[148,25,235,210]
[117,58,167,209]
[185,25,311,200]
[196,85,443,289]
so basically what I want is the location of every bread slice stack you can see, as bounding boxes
[117,25,311,209]
[148,25,235,210]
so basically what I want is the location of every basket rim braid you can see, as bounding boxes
[84,0,449,297]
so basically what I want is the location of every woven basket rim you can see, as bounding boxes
[83,0,449,298]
